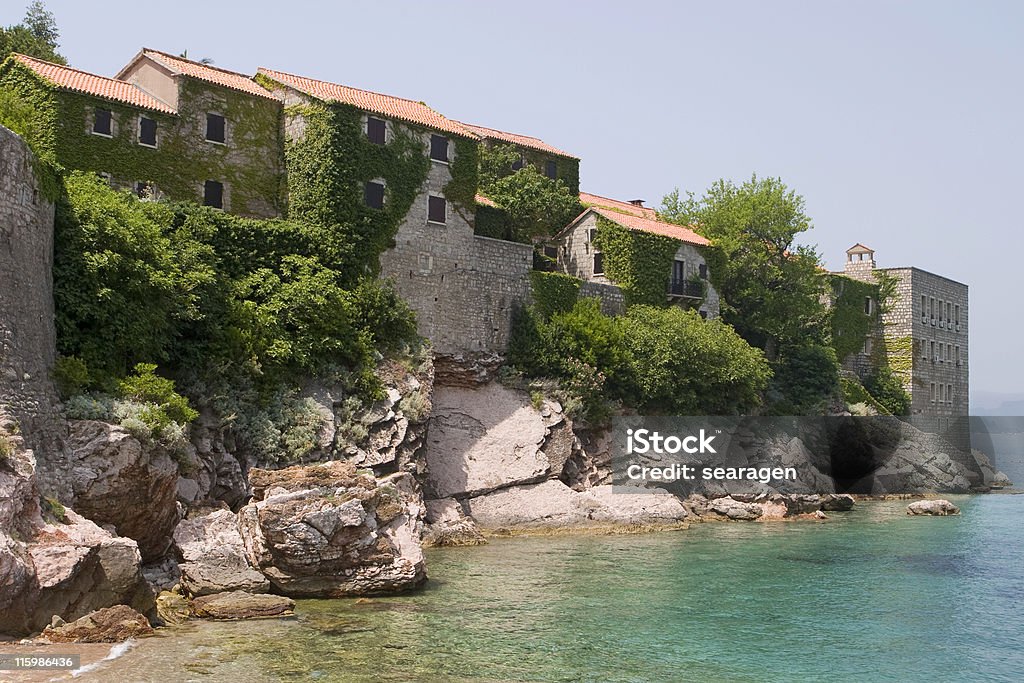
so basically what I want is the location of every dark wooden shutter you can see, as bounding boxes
[204,180,223,208]
[593,252,604,275]
[206,114,225,143]
[698,263,708,279]
[364,181,385,209]
[545,160,557,179]
[93,109,112,135]
[139,117,157,146]
[430,134,449,162]
[428,196,446,223]
[367,117,386,145]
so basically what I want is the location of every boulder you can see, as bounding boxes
[66,420,181,561]
[191,590,295,620]
[425,382,570,499]
[707,496,763,521]
[39,605,153,643]
[820,493,856,511]
[907,499,961,516]
[239,461,426,597]
[155,590,191,625]
[422,498,485,547]
[173,509,269,596]
[466,480,689,531]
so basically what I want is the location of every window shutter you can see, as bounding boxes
[206,114,226,143]
[139,117,157,146]
[367,117,386,145]
[93,109,112,135]
[593,252,604,275]
[545,160,557,179]
[365,181,385,209]
[430,134,449,162]
[204,180,223,208]
[428,196,446,223]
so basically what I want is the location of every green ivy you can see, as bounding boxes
[828,274,880,361]
[529,271,581,319]
[591,215,679,306]
[445,136,479,217]
[279,101,431,282]
[0,58,285,216]
[880,334,914,382]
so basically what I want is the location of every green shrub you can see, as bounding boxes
[529,271,581,320]
[118,363,198,426]
[769,344,840,414]
[52,355,90,398]
[864,366,911,416]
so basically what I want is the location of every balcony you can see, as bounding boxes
[667,279,704,298]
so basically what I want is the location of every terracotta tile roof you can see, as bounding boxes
[137,49,278,101]
[10,53,176,114]
[475,193,497,208]
[256,67,475,138]
[458,122,578,159]
[590,207,710,247]
[579,191,657,219]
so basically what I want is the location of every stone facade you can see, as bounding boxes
[0,125,65,473]
[555,210,720,319]
[841,246,968,419]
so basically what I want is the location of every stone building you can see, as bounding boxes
[0,51,284,217]
[255,67,534,353]
[839,244,968,418]
[460,122,580,194]
[551,202,720,319]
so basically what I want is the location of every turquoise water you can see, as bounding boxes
[84,496,1022,682]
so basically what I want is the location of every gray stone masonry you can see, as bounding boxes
[0,125,67,483]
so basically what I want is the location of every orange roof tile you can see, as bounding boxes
[475,193,497,208]
[10,53,176,114]
[579,191,657,219]
[590,207,710,247]
[459,122,578,159]
[257,67,475,138]
[134,49,277,101]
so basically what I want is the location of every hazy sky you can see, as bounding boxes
[5,1,1022,403]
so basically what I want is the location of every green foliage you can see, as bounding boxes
[474,202,516,241]
[445,136,479,217]
[618,305,771,415]
[52,355,89,398]
[0,429,14,461]
[118,363,199,426]
[0,2,65,64]
[0,61,284,215]
[840,376,890,416]
[882,334,914,380]
[864,366,911,416]
[281,101,431,281]
[509,299,770,419]
[529,271,581,319]
[591,216,680,306]
[828,274,881,361]
[40,496,66,523]
[768,344,840,415]
[477,144,582,242]
[660,176,827,356]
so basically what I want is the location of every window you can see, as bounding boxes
[135,181,153,199]
[205,113,226,143]
[139,116,157,147]
[203,180,223,209]
[938,300,944,323]
[364,181,385,209]
[511,155,524,171]
[946,302,952,323]
[930,383,936,403]
[428,195,446,224]
[929,297,935,322]
[672,260,686,283]
[698,263,708,279]
[920,340,927,360]
[593,251,604,275]
[588,228,597,243]
[921,295,927,321]
[948,384,953,403]
[545,159,557,179]
[430,134,449,162]
[543,245,558,260]
[945,344,951,362]
[930,341,935,362]
[92,108,112,136]
[864,297,873,315]
[367,117,386,145]
[956,345,961,366]
[938,342,944,362]
[954,304,960,329]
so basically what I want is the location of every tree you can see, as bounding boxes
[0,2,65,64]
[660,175,829,359]
[477,144,582,242]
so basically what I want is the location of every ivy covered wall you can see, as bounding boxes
[591,215,680,307]
[828,273,881,362]
[0,59,285,217]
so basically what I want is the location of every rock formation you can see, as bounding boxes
[907,499,961,516]
[39,605,154,643]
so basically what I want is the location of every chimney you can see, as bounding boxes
[628,199,645,207]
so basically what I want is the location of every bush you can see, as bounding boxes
[118,363,198,426]
[52,355,90,398]
[769,344,840,414]
[864,366,911,416]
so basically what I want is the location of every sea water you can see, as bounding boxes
[76,496,1023,682]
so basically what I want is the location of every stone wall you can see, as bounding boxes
[579,281,626,316]
[0,125,66,481]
